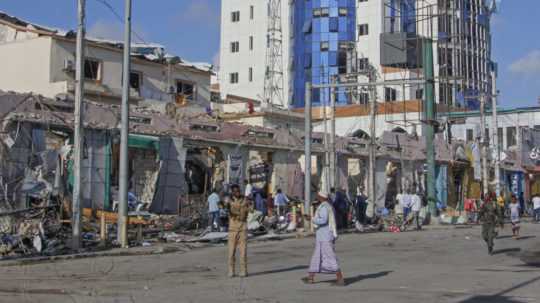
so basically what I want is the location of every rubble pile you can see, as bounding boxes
[0,206,68,258]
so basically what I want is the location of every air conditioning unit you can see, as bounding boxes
[63,59,75,72]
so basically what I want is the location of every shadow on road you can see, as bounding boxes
[344,270,393,286]
[497,235,515,240]
[458,295,525,303]
[314,270,392,286]
[492,248,521,255]
[458,275,540,303]
[516,236,536,241]
[250,265,308,277]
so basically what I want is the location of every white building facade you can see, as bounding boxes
[0,12,212,111]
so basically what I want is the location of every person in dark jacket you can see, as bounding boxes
[330,188,349,229]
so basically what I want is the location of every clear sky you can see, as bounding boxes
[1,0,538,108]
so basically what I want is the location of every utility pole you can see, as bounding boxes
[72,0,86,251]
[423,38,437,218]
[322,96,330,194]
[491,70,500,196]
[304,82,312,219]
[480,94,489,196]
[330,78,337,189]
[118,0,132,248]
[368,68,377,217]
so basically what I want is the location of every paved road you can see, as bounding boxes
[0,224,539,303]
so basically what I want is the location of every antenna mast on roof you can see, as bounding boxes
[263,0,285,109]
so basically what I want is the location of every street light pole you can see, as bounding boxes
[330,78,337,189]
[480,94,489,196]
[304,82,312,218]
[118,0,132,248]
[72,0,86,251]
[423,38,437,218]
[491,70,500,196]
[368,68,377,217]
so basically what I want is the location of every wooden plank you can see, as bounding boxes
[82,208,149,225]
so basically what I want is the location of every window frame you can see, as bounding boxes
[231,11,240,22]
[358,23,369,36]
[129,70,143,95]
[230,41,240,53]
[230,72,239,84]
[176,79,197,102]
[83,58,102,81]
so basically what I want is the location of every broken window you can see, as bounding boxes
[129,71,142,94]
[84,58,101,80]
[176,80,195,104]
[466,129,473,142]
[506,127,516,148]
[358,92,369,105]
[190,124,219,132]
[321,7,330,17]
[247,129,274,139]
[320,41,329,51]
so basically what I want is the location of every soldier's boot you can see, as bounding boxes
[488,245,494,255]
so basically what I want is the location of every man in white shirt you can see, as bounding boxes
[532,195,540,222]
[411,192,422,230]
[244,180,253,199]
[208,189,221,231]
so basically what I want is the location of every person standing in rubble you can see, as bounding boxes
[244,179,253,199]
[330,188,349,230]
[207,189,221,231]
[227,184,250,277]
[479,193,503,255]
[302,192,345,286]
[274,189,289,216]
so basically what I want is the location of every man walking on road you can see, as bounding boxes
[411,191,422,230]
[532,194,540,222]
[227,184,250,278]
[302,192,345,286]
[479,193,503,255]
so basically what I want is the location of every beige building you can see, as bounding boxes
[0,12,212,112]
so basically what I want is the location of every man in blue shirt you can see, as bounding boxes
[274,188,289,216]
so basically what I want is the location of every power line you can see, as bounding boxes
[92,0,147,44]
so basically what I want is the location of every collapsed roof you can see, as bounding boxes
[0,91,469,164]
[0,10,213,74]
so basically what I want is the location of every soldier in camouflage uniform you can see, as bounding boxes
[478,193,503,255]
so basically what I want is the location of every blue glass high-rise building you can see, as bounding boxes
[292,0,356,108]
